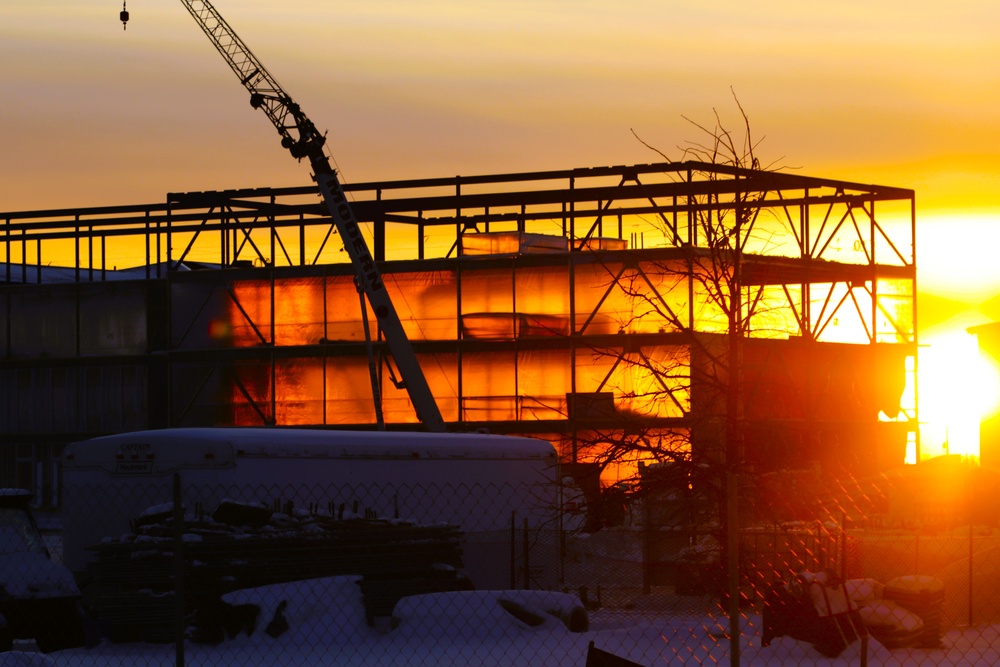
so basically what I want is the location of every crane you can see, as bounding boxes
[123,2,446,432]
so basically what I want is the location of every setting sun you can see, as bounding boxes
[918,324,1000,462]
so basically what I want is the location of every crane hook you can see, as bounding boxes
[120,1,129,31]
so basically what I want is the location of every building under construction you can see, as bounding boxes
[0,161,917,509]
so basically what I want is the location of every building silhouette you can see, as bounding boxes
[0,162,917,508]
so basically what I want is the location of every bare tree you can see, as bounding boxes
[579,95,781,470]
[567,96,790,620]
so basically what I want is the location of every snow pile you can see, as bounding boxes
[751,633,895,664]
[221,576,369,646]
[859,601,924,632]
[392,590,587,641]
[844,578,884,606]
[216,581,588,647]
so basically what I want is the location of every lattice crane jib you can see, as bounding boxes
[125,1,445,431]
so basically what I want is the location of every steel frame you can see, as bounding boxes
[0,161,918,464]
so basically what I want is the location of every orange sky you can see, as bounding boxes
[3,0,1000,458]
[3,2,997,214]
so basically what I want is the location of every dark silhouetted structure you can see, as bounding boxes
[0,162,917,506]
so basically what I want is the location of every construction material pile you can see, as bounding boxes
[762,569,944,657]
[81,499,468,643]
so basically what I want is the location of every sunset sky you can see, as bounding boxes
[2,0,1000,458]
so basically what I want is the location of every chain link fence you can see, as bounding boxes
[4,473,1000,665]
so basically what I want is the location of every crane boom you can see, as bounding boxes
[178,0,446,432]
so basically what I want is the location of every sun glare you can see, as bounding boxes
[917,330,1000,462]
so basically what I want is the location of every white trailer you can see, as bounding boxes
[61,428,561,589]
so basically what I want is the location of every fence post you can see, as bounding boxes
[559,502,567,590]
[642,488,651,595]
[726,470,740,667]
[173,472,185,667]
[840,513,848,581]
[510,511,516,589]
[523,517,530,590]
[968,470,975,626]
[969,520,974,626]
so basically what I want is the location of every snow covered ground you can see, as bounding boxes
[3,576,1000,666]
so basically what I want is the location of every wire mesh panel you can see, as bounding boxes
[3,466,1000,665]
